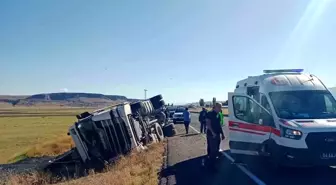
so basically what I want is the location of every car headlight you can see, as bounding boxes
[280,126,302,140]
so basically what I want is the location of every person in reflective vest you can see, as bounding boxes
[218,110,224,126]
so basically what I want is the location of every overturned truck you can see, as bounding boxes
[44,94,175,178]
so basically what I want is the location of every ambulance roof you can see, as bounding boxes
[235,69,327,93]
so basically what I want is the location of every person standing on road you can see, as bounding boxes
[206,103,225,170]
[199,107,207,133]
[183,107,191,134]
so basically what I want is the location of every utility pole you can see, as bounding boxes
[144,89,147,99]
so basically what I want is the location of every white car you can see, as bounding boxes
[172,107,185,124]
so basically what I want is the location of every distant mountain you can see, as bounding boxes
[0,93,139,107]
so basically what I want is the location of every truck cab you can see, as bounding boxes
[228,69,336,167]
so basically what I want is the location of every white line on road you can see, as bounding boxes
[189,125,267,185]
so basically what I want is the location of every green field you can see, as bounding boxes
[0,107,92,163]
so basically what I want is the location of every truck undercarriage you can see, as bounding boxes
[41,94,175,179]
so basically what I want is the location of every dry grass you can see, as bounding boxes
[6,143,165,185]
[5,172,57,185]
[0,107,91,163]
[8,136,75,163]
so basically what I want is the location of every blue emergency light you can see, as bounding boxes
[263,69,304,74]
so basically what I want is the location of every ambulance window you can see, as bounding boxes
[247,86,260,103]
[261,96,271,113]
[233,96,247,120]
[325,96,335,112]
[233,96,246,114]
[233,96,274,126]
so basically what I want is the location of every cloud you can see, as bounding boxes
[60,88,69,92]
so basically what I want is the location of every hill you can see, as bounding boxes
[0,93,138,107]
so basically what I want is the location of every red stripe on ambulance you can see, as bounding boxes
[229,128,266,135]
[229,121,281,136]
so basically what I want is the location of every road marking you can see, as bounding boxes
[189,125,267,185]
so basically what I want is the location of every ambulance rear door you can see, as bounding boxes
[228,92,276,156]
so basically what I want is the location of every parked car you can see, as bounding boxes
[172,107,185,124]
[167,107,176,118]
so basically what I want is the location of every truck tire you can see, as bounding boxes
[144,100,154,114]
[153,123,164,142]
[159,99,165,107]
[140,101,153,115]
[150,95,163,109]
[141,102,148,115]
[139,101,149,115]
[130,102,142,114]
[163,123,176,137]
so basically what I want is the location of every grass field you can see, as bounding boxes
[0,107,92,163]
[1,106,166,185]
[6,142,165,185]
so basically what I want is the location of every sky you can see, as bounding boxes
[1,0,336,104]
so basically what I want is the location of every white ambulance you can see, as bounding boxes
[228,69,336,167]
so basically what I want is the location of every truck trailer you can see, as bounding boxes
[43,94,175,178]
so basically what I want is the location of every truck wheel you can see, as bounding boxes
[159,99,165,107]
[163,123,176,137]
[145,101,154,114]
[130,102,142,114]
[140,101,149,115]
[150,95,163,109]
[154,123,164,142]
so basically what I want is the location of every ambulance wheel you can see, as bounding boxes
[154,123,164,142]
[232,154,245,164]
[268,156,285,171]
[267,142,284,170]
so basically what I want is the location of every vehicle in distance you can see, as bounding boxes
[172,107,185,124]
[228,69,336,167]
[166,106,177,118]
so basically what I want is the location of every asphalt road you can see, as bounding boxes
[180,113,336,185]
[163,114,256,185]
